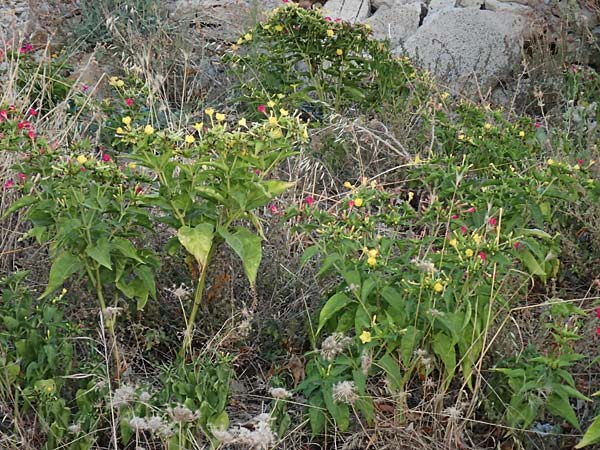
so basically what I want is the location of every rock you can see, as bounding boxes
[456,0,484,8]
[371,0,421,9]
[485,0,532,14]
[428,0,455,16]
[364,3,421,46]
[322,0,371,22]
[400,9,528,93]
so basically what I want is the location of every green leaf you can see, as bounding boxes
[178,223,214,273]
[378,353,403,392]
[2,195,37,219]
[317,292,352,334]
[300,245,320,268]
[264,180,295,197]
[576,415,600,448]
[518,250,547,278]
[111,238,143,263]
[86,238,112,270]
[217,227,262,287]
[135,265,156,300]
[546,394,580,430]
[39,253,81,299]
[308,395,326,437]
[208,410,229,432]
[400,326,419,367]
[432,332,456,387]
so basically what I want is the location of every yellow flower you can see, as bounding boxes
[116,127,124,134]
[472,233,482,245]
[116,79,124,88]
[238,117,247,127]
[449,238,458,247]
[279,108,289,116]
[215,112,226,122]
[205,107,215,117]
[302,126,309,139]
[185,134,196,144]
[367,256,377,267]
[237,38,244,45]
[573,164,580,171]
[368,249,378,258]
[275,24,284,32]
[359,330,372,344]
[76,155,87,164]
[277,93,285,99]
[407,191,414,202]
[414,154,422,164]
[547,158,555,165]
[433,282,444,293]
[465,248,474,257]
[336,49,343,56]
[144,124,154,135]
[263,24,271,30]
[344,181,352,189]
[122,116,132,126]
[244,33,252,41]
[267,100,276,108]
[354,198,363,207]
[326,29,335,37]
[230,44,239,51]
[109,76,119,85]
[458,134,465,140]
[128,162,137,169]
[61,288,68,295]
[268,116,278,125]
[519,130,525,137]
[484,123,492,129]
[441,92,450,100]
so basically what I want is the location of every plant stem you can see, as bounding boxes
[179,242,217,357]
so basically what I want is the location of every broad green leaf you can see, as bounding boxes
[2,195,37,219]
[264,180,295,197]
[111,238,143,263]
[433,332,456,387]
[217,227,262,287]
[547,394,580,430]
[39,252,81,299]
[300,245,320,268]
[317,292,352,334]
[400,326,419,367]
[518,250,547,278]
[308,395,326,437]
[576,415,600,448]
[208,410,229,431]
[86,238,112,270]
[378,353,403,392]
[178,223,214,273]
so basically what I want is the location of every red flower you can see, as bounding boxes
[535,121,541,128]
[596,308,600,319]
[125,98,134,107]
[0,110,7,120]
[17,120,30,130]
[460,226,467,235]
[335,18,342,22]
[254,169,261,176]
[597,327,600,336]
[28,108,37,116]
[479,251,487,261]
[325,16,331,21]
[451,214,459,220]
[17,173,26,181]
[102,153,111,162]
[257,105,266,114]
[19,43,33,54]
[81,84,89,92]
[466,207,476,213]
[305,196,314,206]
[27,130,35,140]
[513,241,521,249]
[578,159,584,165]
[4,179,14,189]
[135,186,143,195]
[488,217,497,227]
[269,204,278,214]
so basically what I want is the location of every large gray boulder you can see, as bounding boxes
[364,3,421,47]
[401,9,527,92]
[322,0,371,23]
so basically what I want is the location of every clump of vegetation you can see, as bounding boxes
[1,2,599,449]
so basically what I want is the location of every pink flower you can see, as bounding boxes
[125,98,134,107]
[305,196,314,206]
[325,16,331,21]
[27,130,35,140]
[254,169,261,176]
[0,110,6,121]
[513,241,521,249]
[81,84,89,92]
[257,105,266,114]
[451,214,459,220]
[466,207,476,213]
[269,204,278,214]
[102,153,111,162]
[28,108,37,116]
[460,226,467,235]
[488,217,497,227]
[535,121,541,128]
[80,166,86,172]
[17,173,26,182]
[335,18,342,23]
[19,43,33,54]
[282,0,289,2]
[348,200,355,209]
[4,179,14,189]
[135,186,143,195]
[578,159,584,165]
[479,251,487,261]
[17,120,30,130]
[596,308,600,319]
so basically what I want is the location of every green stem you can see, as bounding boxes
[179,242,217,357]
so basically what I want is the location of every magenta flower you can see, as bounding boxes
[0,110,6,121]
[305,196,314,206]
[269,204,278,214]
[578,159,584,165]
[19,43,33,54]
[348,200,355,209]
[451,214,459,220]
[535,121,541,128]
[4,179,14,189]
[597,326,600,336]
[513,241,521,249]
[125,98,134,107]
[466,207,476,213]
[28,108,37,116]
[81,84,89,92]
[597,308,600,319]
[460,226,467,235]
[27,130,35,140]
[135,186,143,195]
[479,251,487,261]
[257,105,266,114]
[17,173,26,181]
[488,217,497,227]
[102,153,111,162]
[17,120,30,130]
[325,16,331,21]
[335,18,342,23]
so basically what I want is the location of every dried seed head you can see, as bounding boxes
[332,381,358,405]
[320,332,352,361]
